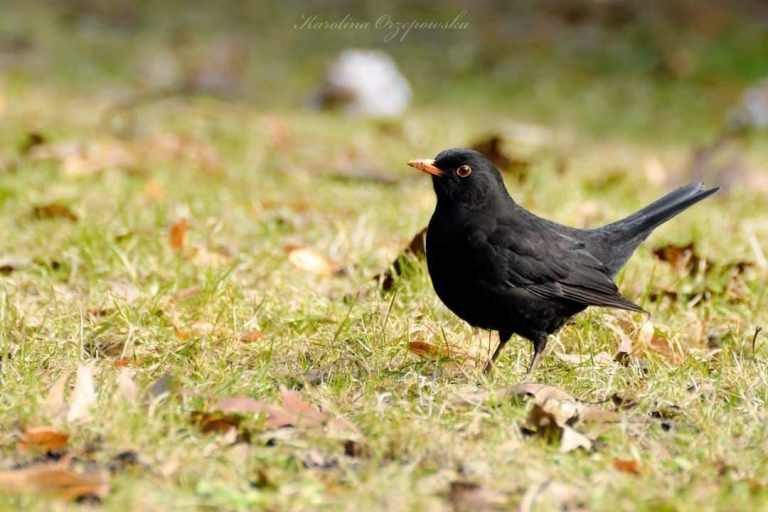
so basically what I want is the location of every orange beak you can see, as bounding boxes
[407,159,443,177]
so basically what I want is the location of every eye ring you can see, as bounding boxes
[456,164,472,178]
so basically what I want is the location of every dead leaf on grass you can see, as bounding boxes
[191,411,243,435]
[43,371,72,420]
[67,362,97,422]
[239,330,263,343]
[0,457,109,501]
[18,427,69,452]
[286,245,341,276]
[637,319,682,363]
[614,459,641,475]
[652,242,712,275]
[214,388,351,431]
[407,340,478,363]
[169,218,188,252]
[470,134,529,181]
[558,425,592,453]
[515,383,618,452]
[31,203,78,222]
[375,226,427,290]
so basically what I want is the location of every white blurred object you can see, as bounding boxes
[728,78,768,131]
[308,49,411,117]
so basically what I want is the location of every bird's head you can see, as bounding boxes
[408,148,509,209]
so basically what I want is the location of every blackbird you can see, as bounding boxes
[408,148,718,374]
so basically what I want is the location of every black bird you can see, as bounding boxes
[408,148,718,374]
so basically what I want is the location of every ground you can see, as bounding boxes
[1,2,768,510]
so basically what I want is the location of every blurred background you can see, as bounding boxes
[2,0,767,139]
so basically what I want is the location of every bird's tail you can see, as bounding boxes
[591,182,719,275]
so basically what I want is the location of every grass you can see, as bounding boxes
[1,1,768,510]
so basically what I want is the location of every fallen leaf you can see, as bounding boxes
[605,321,634,365]
[172,319,191,340]
[0,458,109,501]
[169,219,188,251]
[214,389,330,429]
[239,330,263,343]
[559,425,592,453]
[286,246,339,276]
[517,383,614,450]
[407,340,478,364]
[67,362,97,422]
[43,371,72,420]
[652,242,713,275]
[277,388,328,426]
[470,134,529,181]
[18,427,69,452]
[637,319,681,362]
[614,459,641,475]
[375,226,427,290]
[31,203,78,222]
[449,480,506,511]
[191,411,242,434]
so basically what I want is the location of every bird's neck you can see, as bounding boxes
[435,188,515,216]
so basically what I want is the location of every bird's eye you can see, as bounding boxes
[456,164,472,178]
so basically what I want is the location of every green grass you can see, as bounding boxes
[1,2,768,510]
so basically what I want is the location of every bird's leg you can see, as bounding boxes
[483,331,512,374]
[528,335,549,374]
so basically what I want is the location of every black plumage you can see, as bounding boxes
[408,148,719,373]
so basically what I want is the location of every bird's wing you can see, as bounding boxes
[486,220,645,312]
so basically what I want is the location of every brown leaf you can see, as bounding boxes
[605,321,634,365]
[470,134,529,181]
[239,330,264,343]
[279,388,328,426]
[172,320,191,340]
[31,203,78,222]
[286,246,340,276]
[18,427,69,452]
[637,320,682,362]
[449,480,506,512]
[0,458,109,501]
[191,411,242,434]
[519,383,614,449]
[214,391,327,429]
[614,459,641,475]
[652,242,713,275]
[169,219,188,251]
[407,341,448,359]
[375,226,427,290]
